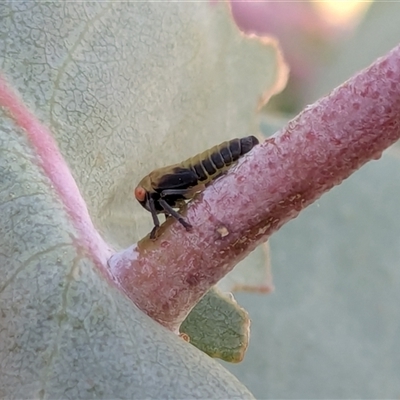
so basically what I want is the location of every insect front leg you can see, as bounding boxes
[148,197,161,239]
[159,190,187,221]
[158,199,192,231]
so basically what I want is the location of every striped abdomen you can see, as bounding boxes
[180,136,259,184]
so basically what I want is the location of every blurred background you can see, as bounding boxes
[221,1,400,398]
[232,0,373,114]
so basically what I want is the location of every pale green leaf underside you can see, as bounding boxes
[0,110,253,399]
[2,2,280,248]
[1,1,281,397]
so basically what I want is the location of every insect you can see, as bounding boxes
[134,135,259,239]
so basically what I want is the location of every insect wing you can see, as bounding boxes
[155,167,198,191]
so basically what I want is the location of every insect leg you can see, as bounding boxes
[159,199,192,230]
[148,197,161,239]
[160,189,191,197]
[161,184,206,199]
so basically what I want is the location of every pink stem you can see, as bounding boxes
[108,45,400,332]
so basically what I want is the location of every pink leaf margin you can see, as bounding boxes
[0,76,113,274]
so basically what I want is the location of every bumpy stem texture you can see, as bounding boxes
[108,45,400,332]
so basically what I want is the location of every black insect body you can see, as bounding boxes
[134,136,259,239]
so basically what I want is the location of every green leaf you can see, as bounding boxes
[180,287,250,363]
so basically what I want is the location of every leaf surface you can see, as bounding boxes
[0,2,282,397]
[180,287,250,363]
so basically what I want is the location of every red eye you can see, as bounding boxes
[134,186,147,202]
